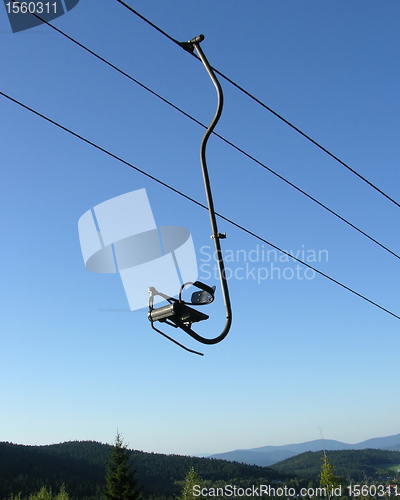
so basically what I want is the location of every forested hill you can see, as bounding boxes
[271,449,400,482]
[0,440,296,500]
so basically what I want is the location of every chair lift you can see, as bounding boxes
[147,35,232,356]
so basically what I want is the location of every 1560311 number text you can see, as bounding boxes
[5,2,57,14]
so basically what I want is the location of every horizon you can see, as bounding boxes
[4,430,400,457]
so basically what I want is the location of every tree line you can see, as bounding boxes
[5,436,396,500]
[271,448,400,482]
[0,437,297,500]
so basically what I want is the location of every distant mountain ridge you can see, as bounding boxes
[209,433,400,467]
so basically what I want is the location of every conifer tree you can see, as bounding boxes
[320,453,340,500]
[181,467,203,500]
[104,432,142,500]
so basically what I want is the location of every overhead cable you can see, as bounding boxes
[115,0,400,210]
[1,88,399,322]
[7,2,400,263]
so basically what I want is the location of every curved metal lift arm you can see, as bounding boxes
[149,35,232,355]
[188,35,232,345]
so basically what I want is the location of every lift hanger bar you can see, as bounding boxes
[189,35,232,345]
[148,35,232,354]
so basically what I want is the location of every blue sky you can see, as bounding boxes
[1,0,400,456]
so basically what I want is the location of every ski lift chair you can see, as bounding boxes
[147,35,232,356]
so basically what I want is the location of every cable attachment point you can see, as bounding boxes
[179,34,205,53]
[211,232,226,240]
